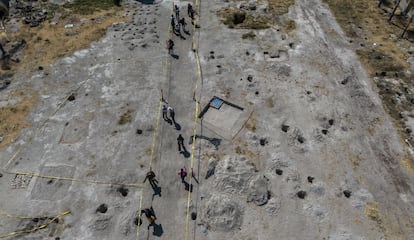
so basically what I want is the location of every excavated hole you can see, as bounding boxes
[117,187,129,197]
[96,204,108,213]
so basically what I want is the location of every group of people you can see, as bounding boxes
[166,3,197,55]
[140,2,201,233]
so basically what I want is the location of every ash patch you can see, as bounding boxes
[202,194,243,232]
[214,156,256,194]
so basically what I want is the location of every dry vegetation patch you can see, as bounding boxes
[0,1,125,150]
[323,0,414,164]
[0,90,38,149]
[322,0,409,77]
[1,2,125,74]
[217,0,296,30]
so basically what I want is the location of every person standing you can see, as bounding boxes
[162,105,169,120]
[166,39,174,55]
[168,106,175,123]
[178,167,187,182]
[170,14,175,32]
[187,3,193,17]
[174,4,180,20]
[177,134,184,152]
[143,169,158,189]
[179,18,187,33]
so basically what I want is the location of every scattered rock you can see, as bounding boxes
[321,129,328,135]
[259,138,268,146]
[96,204,108,214]
[343,190,352,198]
[307,176,314,183]
[328,119,334,126]
[297,190,307,199]
[247,75,253,82]
[275,169,283,175]
[297,136,305,144]
[281,124,290,132]
[191,212,197,220]
[136,129,143,134]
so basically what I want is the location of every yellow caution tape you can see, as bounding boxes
[0,211,70,239]
[185,0,203,237]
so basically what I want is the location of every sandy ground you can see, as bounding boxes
[1,0,414,239]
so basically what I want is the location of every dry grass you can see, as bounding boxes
[322,0,409,77]
[64,0,117,15]
[323,0,414,148]
[265,96,274,108]
[218,0,296,29]
[365,201,384,229]
[244,113,256,132]
[269,0,296,16]
[0,5,125,150]
[350,154,364,170]
[118,110,133,125]
[1,7,126,75]
[401,155,414,175]
[0,90,38,150]
[283,19,297,33]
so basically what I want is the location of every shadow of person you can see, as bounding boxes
[184,30,191,36]
[151,185,162,199]
[183,181,193,192]
[181,149,190,158]
[174,122,181,130]
[166,118,173,125]
[150,222,164,236]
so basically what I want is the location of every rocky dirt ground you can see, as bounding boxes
[1,0,414,240]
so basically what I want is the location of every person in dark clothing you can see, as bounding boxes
[141,207,156,223]
[166,39,174,55]
[187,3,193,17]
[162,105,169,120]
[179,18,187,33]
[174,4,180,20]
[177,134,184,152]
[143,169,158,189]
[170,14,175,31]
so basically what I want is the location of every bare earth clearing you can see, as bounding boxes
[1,0,414,240]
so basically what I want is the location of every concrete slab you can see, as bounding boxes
[201,99,251,140]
